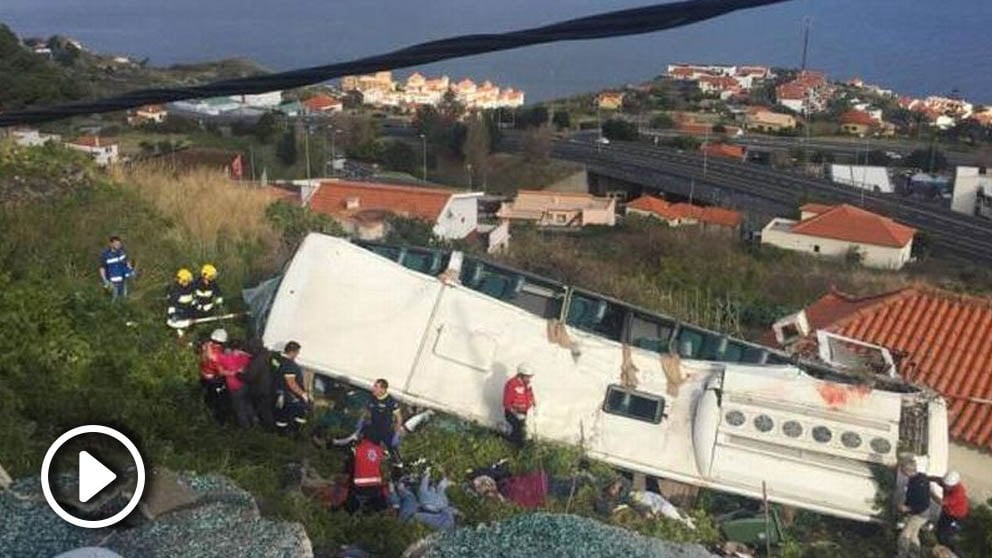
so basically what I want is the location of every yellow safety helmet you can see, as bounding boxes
[200,264,218,280]
[176,268,193,285]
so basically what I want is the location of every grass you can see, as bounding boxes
[431,152,583,195]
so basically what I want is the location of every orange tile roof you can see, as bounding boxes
[798,286,992,449]
[790,204,915,248]
[69,135,116,147]
[308,180,454,223]
[701,143,746,160]
[303,94,341,111]
[840,110,875,126]
[776,83,807,100]
[627,196,742,228]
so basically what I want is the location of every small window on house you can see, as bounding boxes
[780,323,801,342]
[603,385,665,424]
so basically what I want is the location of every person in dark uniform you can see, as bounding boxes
[242,338,277,429]
[274,341,309,436]
[193,264,223,318]
[360,378,404,462]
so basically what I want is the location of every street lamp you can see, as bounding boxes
[419,133,427,182]
[466,163,473,190]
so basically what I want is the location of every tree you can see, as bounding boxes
[438,90,465,122]
[515,106,549,129]
[668,135,701,151]
[380,140,418,175]
[341,90,363,110]
[276,130,297,166]
[552,110,571,130]
[463,117,491,184]
[254,112,278,144]
[601,119,638,141]
[905,147,948,172]
[650,113,675,129]
[523,125,552,163]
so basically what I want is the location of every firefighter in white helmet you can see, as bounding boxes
[502,363,536,448]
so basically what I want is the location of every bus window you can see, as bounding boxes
[628,312,676,354]
[603,385,665,424]
[400,248,448,276]
[461,259,565,318]
[565,292,626,341]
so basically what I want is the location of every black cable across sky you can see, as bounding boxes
[0,0,791,127]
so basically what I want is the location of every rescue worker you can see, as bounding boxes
[167,268,196,324]
[242,338,276,429]
[200,328,232,423]
[218,344,254,428]
[99,235,135,301]
[193,264,223,318]
[897,457,932,558]
[930,471,968,553]
[358,379,403,462]
[345,428,388,514]
[502,363,536,448]
[274,341,309,436]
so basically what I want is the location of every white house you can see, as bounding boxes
[306,180,483,241]
[761,203,916,269]
[951,166,992,219]
[11,129,61,147]
[64,136,119,166]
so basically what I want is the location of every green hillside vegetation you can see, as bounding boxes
[2,142,990,557]
[0,23,266,111]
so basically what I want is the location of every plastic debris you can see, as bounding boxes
[0,473,312,558]
[419,513,718,558]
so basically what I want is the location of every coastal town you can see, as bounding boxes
[3,15,992,558]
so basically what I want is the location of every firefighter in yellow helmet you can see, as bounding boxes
[194,264,224,318]
[167,268,196,324]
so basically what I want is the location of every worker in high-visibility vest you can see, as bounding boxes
[346,428,388,514]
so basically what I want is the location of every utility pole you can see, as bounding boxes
[702,127,710,178]
[466,163,473,191]
[303,116,312,181]
[419,133,427,181]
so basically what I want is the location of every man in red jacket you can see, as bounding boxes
[931,470,968,553]
[502,363,536,448]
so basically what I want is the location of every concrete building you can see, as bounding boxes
[769,286,992,502]
[127,104,168,126]
[761,203,915,269]
[951,166,992,218]
[597,92,625,110]
[744,109,797,132]
[307,180,483,241]
[497,190,616,228]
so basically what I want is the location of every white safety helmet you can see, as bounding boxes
[210,328,229,344]
[943,471,960,487]
[517,362,534,376]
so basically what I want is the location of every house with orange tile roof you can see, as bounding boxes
[497,190,616,228]
[626,195,742,235]
[302,94,343,114]
[768,285,992,499]
[744,109,796,132]
[839,110,876,136]
[127,104,168,126]
[597,91,625,110]
[761,203,916,269]
[701,142,747,162]
[306,181,483,240]
[65,135,119,166]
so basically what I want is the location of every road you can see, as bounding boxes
[500,133,992,264]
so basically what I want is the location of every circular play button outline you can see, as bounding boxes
[41,425,146,528]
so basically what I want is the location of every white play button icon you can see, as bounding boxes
[78,450,118,503]
[41,425,146,529]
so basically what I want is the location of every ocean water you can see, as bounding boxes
[2,0,990,104]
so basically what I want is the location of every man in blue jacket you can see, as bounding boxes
[99,235,134,301]
[897,457,933,558]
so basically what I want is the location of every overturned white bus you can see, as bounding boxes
[246,233,948,522]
